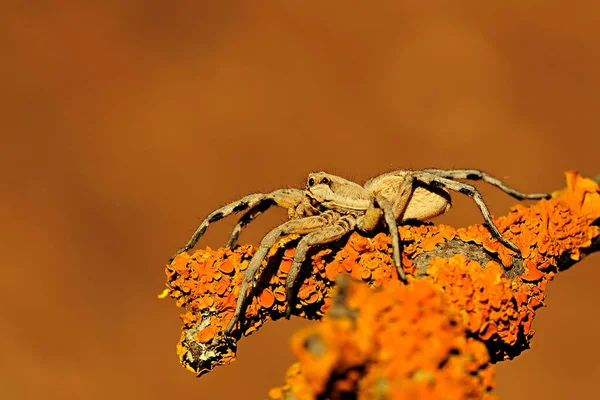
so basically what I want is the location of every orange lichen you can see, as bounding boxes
[423,255,542,360]
[270,278,496,400]
[164,171,600,379]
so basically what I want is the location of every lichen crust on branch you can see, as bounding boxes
[163,171,600,377]
[269,276,496,400]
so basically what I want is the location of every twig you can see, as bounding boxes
[163,171,600,397]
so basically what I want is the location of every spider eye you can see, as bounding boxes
[321,177,329,184]
[308,178,315,187]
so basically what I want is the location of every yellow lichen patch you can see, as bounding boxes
[157,288,170,299]
[270,279,496,400]
[165,171,600,376]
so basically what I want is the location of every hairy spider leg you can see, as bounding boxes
[374,195,407,283]
[387,173,416,220]
[170,188,304,262]
[225,211,339,334]
[411,172,521,254]
[284,215,357,318]
[226,195,320,248]
[422,169,551,200]
[225,203,270,248]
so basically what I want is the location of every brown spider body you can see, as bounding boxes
[170,169,549,335]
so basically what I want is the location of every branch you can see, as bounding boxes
[163,171,600,396]
[269,275,496,399]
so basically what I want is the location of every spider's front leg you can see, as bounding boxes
[226,196,318,248]
[284,215,357,318]
[225,211,339,334]
[170,188,304,262]
[225,204,269,249]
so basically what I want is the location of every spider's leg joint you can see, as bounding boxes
[232,202,250,212]
[459,187,475,197]
[466,173,482,180]
[208,212,224,223]
[429,180,446,189]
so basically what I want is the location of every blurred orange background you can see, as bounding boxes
[1,1,599,399]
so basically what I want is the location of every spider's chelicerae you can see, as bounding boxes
[170,169,549,334]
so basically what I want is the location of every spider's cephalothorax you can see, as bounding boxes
[170,169,550,334]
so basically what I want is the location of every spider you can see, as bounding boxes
[170,169,549,334]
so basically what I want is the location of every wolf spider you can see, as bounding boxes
[170,169,549,334]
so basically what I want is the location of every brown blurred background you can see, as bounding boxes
[1,1,599,399]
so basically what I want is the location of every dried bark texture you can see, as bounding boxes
[163,171,600,397]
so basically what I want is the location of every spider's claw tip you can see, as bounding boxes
[223,318,238,336]
[508,243,521,255]
[394,264,408,284]
[284,304,294,319]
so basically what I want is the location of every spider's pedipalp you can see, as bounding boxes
[170,188,305,262]
[284,215,356,318]
[422,169,550,200]
[413,172,521,254]
[225,211,339,334]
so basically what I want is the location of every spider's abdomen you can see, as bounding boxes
[402,184,452,221]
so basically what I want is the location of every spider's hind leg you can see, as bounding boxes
[414,172,521,254]
[422,169,550,200]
